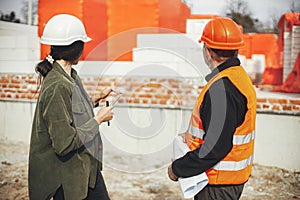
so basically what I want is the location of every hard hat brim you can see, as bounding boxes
[40,36,92,46]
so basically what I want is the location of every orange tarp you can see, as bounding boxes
[239,34,282,85]
[278,12,300,31]
[274,53,300,93]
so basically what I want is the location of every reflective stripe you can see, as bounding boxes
[213,155,254,171]
[187,124,205,139]
[232,131,255,145]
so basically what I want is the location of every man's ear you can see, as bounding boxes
[207,47,218,61]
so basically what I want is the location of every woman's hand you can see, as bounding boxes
[92,87,114,106]
[94,106,114,124]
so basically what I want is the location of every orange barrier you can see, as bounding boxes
[239,33,282,85]
[39,0,191,61]
[274,53,300,93]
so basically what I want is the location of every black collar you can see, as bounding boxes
[205,57,241,82]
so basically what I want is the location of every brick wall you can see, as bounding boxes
[1,73,300,115]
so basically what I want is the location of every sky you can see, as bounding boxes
[186,0,299,24]
[0,0,299,24]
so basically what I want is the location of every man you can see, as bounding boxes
[168,17,256,200]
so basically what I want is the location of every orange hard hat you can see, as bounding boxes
[199,17,244,50]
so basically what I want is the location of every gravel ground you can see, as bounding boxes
[0,141,299,200]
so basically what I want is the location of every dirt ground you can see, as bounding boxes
[0,141,299,200]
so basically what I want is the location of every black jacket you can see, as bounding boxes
[172,58,247,179]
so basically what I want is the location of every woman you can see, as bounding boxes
[28,14,113,200]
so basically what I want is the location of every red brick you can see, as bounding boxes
[8,84,21,89]
[158,78,167,83]
[262,104,270,109]
[97,82,111,87]
[4,89,16,93]
[282,105,292,111]
[289,99,300,105]
[0,78,9,84]
[26,94,34,99]
[292,105,300,111]
[160,99,167,105]
[257,98,267,103]
[133,98,140,104]
[142,99,149,104]
[181,84,193,89]
[168,79,181,84]
[256,104,262,109]
[272,105,281,111]
[268,98,287,104]
[11,79,21,84]
[26,79,37,84]
[114,82,126,87]
[127,98,133,104]
[171,84,179,88]
[167,90,174,95]
[151,99,158,104]
[154,94,170,99]
[176,89,183,94]
[138,94,152,98]
[185,90,193,94]
[146,83,161,88]
[0,93,5,98]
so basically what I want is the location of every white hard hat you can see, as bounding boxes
[40,14,92,45]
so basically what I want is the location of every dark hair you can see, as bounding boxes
[210,48,238,58]
[35,41,84,77]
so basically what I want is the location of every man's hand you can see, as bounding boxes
[168,165,178,181]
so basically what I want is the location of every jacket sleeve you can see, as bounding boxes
[172,78,247,178]
[42,83,99,157]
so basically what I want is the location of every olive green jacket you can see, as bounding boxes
[29,63,102,200]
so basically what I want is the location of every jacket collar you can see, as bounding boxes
[52,62,78,82]
[205,57,241,82]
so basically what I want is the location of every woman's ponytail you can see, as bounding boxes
[35,55,54,78]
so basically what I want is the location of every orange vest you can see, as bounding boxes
[185,66,256,185]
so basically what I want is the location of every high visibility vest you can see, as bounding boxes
[185,66,256,185]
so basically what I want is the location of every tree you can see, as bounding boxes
[21,0,38,25]
[224,0,258,33]
[289,1,300,13]
[0,11,21,23]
